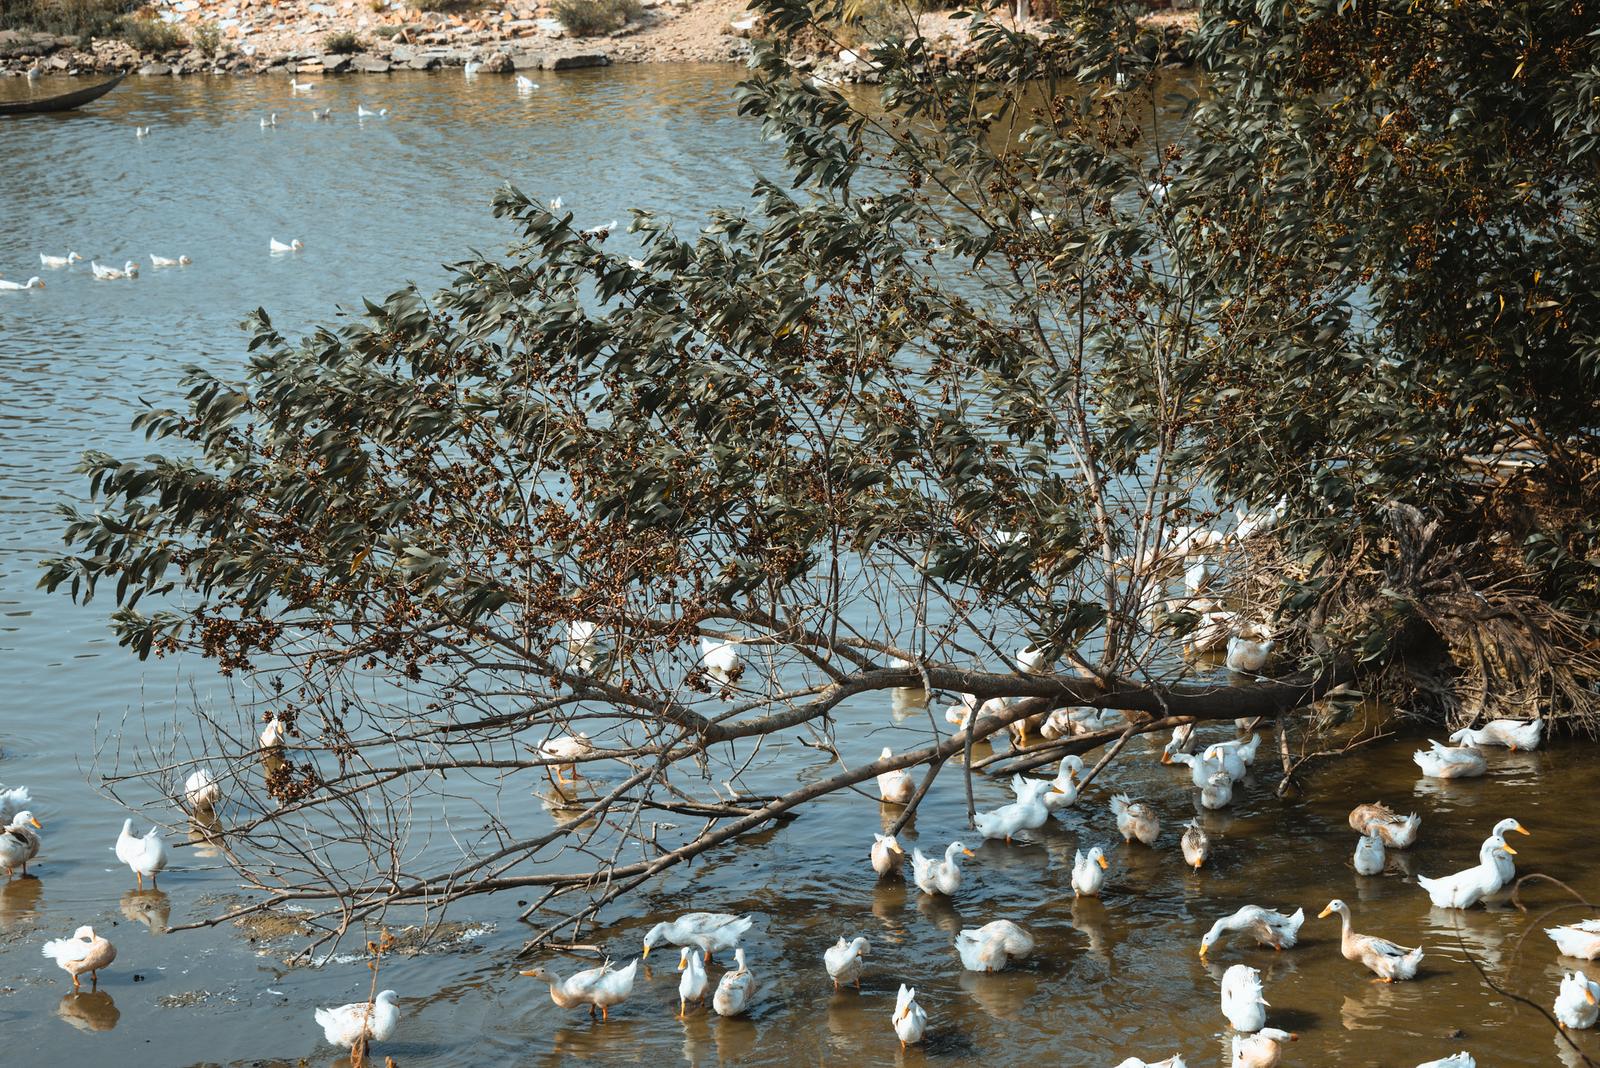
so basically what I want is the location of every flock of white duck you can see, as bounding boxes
[4,239,307,293]
[510,622,1588,1067]
[2,721,405,1062]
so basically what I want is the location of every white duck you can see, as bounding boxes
[1181,820,1212,870]
[1188,609,1239,654]
[260,716,287,748]
[290,77,317,91]
[464,60,482,76]
[311,107,332,120]
[1170,748,1226,789]
[538,732,593,783]
[314,989,401,1059]
[1117,1058,1187,1068]
[135,125,151,138]
[1226,628,1273,673]
[642,912,753,962]
[582,219,620,237]
[676,947,708,1016]
[1486,818,1530,884]
[1414,1056,1474,1068]
[1185,558,1214,594]
[184,769,221,812]
[1412,739,1487,779]
[876,747,915,804]
[1200,906,1305,958]
[1037,756,1084,812]
[356,104,388,117]
[522,958,637,1019]
[1554,970,1600,1029]
[892,983,926,1049]
[90,260,137,280]
[1318,898,1423,981]
[911,841,972,896]
[39,251,82,268]
[870,833,905,877]
[1354,830,1385,875]
[260,113,277,127]
[699,636,742,684]
[1072,845,1109,896]
[712,947,757,1016]
[566,620,599,670]
[1206,742,1250,782]
[1111,794,1160,846]
[0,785,32,824]
[1416,837,1512,908]
[1348,802,1421,848]
[149,253,191,267]
[0,276,44,291]
[1201,771,1235,810]
[269,237,304,254]
[1220,963,1268,1032]
[955,919,1033,972]
[41,926,116,991]
[824,935,870,990]
[0,811,42,875]
[114,819,168,889]
[1546,918,1600,960]
[1161,722,1198,763]
[974,776,1053,843]
[1450,718,1542,751]
[1232,1028,1296,1067]
[515,74,538,90]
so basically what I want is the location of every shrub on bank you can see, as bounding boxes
[323,29,364,53]
[0,0,135,41]
[119,14,186,52]
[553,0,641,37]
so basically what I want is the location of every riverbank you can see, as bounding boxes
[0,1,1196,78]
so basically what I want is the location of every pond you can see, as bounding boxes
[2,65,1597,1068]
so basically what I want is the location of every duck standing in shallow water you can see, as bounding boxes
[875,747,915,804]
[521,958,637,1020]
[1555,970,1600,1029]
[824,935,869,991]
[1232,1028,1296,1067]
[1220,963,1267,1032]
[1353,829,1385,876]
[1348,802,1420,848]
[314,989,400,1063]
[712,947,757,1016]
[676,947,708,1016]
[870,833,905,877]
[1111,794,1160,846]
[1181,820,1211,870]
[114,819,168,889]
[1318,898,1422,981]
[1546,919,1600,960]
[1072,845,1109,895]
[642,912,753,963]
[955,919,1033,973]
[42,926,116,991]
[1416,837,1512,909]
[1200,905,1305,958]
[911,841,972,896]
[0,811,42,876]
[892,983,926,1049]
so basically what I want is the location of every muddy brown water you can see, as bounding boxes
[3,65,1598,1066]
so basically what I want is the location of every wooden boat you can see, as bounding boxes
[0,73,126,117]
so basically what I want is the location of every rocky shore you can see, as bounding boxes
[0,0,1194,79]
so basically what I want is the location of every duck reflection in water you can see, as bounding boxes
[959,967,1041,1021]
[1070,896,1114,962]
[57,990,120,1032]
[120,887,171,933]
[0,873,44,931]
[871,878,910,936]
[187,811,225,860]
[713,1011,759,1064]
[915,892,964,938]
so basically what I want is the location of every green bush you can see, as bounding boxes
[119,15,187,52]
[191,19,222,56]
[552,0,640,37]
[323,29,363,53]
[409,0,476,10]
[0,0,136,40]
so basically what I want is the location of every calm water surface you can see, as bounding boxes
[2,68,1598,1068]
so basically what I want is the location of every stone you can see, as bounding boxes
[510,51,543,70]
[404,54,439,69]
[479,50,512,73]
[352,54,390,72]
[389,43,415,61]
[319,52,352,71]
[542,51,608,70]
[138,62,172,75]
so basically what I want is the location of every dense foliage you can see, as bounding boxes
[39,0,1600,942]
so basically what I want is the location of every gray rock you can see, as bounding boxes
[352,54,391,72]
[510,51,544,70]
[389,44,415,62]
[320,53,352,72]
[480,51,512,73]
[138,61,172,75]
[405,54,439,70]
[542,51,608,70]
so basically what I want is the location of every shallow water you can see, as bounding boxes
[2,67,1599,1068]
